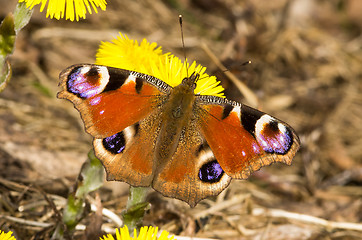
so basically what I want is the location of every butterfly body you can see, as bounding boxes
[58,64,300,207]
[154,73,197,163]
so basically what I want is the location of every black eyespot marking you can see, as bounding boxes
[260,124,293,154]
[135,77,144,94]
[241,105,264,137]
[255,115,294,155]
[222,104,234,120]
[199,160,224,183]
[103,68,128,92]
[85,66,99,77]
[267,120,279,132]
[102,132,126,154]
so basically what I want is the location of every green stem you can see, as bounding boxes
[122,186,150,235]
[52,150,104,239]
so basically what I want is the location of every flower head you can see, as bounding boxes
[96,33,225,97]
[100,225,175,240]
[19,0,107,21]
[0,230,16,240]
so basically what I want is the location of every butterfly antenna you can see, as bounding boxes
[179,15,189,78]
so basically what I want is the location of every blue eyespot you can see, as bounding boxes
[199,160,224,183]
[103,132,126,154]
[67,66,109,99]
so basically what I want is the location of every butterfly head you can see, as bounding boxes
[181,72,199,91]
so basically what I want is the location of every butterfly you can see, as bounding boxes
[58,64,300,207]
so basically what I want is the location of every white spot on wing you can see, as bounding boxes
[232,105,241,119]
[198,150,215,165]
[278,123,287,134]
[255,114,275,137]
[90,96,101,105]
[79,66,91,75]
[125,74,137,84]
[95,66,110,93]
[123,126,135,142]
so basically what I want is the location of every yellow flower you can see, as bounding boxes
[18,0,107,21]
[0,230,16,240]
[96,32,225,97]
[100,225,175,240]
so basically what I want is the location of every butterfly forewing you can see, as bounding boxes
[196,95,300,179]
[58,64,171,138]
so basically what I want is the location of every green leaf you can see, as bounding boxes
[14,2,33,33]
[62,194,85,230]
[122,186,150,235]
[75,150,104,198]
[0,14,15,92]
[122,201,150,233]
[54,151,103,238]
[0,14,16,56]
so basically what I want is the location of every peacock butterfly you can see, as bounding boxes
[58,58,300,208]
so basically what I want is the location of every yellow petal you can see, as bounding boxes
[20,0,107,21]
[96,32,225,97]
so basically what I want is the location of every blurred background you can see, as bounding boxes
[0,0,361,239]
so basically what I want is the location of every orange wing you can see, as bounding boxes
[93,110,163,186]
[152,119,231,207]
[58,64,171,138]
[196,95,300,179]
[58,64,172,186]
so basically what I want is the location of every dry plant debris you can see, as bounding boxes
[0,0,361,239]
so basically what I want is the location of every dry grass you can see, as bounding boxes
[0,0,361,239]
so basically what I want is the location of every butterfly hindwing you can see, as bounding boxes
[196,95,300,179]
[93,109,163,186]
[152,120,231,207]
[58,64,171,138]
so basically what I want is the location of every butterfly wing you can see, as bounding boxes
[58,64,171,138]
[196,95,300,179]
[93,109,163,186]
[145,94,299,207]
[58,64,172,186]
[152,119,231,207]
